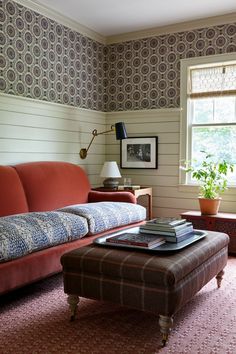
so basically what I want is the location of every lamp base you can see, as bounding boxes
[103,178,119,189]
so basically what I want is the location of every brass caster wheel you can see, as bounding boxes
[162,339,167,347]
[162,333,168,347]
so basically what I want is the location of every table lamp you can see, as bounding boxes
[100,161,121,189]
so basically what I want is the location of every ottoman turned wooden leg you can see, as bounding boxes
[159,314,174,347]
[216,270,224,288]
[67,294,80,321]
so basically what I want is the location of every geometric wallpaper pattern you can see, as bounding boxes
[0,0,105,111]
[104,24,236,111]
[1,0,236,112]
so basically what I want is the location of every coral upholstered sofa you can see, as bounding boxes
[0,161,146,295]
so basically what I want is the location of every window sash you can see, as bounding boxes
[179,53,236,187]
[190,90,236,99]
[190,96,236,125]
[189,124,236,186]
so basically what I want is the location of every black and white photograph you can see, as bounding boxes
[120,137,158,169]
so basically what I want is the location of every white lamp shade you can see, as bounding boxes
[100,161,121,178]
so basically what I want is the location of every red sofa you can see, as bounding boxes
[0,161,145,295]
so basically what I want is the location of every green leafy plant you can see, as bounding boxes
[183,151,234,199]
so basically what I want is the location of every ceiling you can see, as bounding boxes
[32,0,236,36]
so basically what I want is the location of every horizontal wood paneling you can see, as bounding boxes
[2,93,236,217]
[0,93,106,185]
[106,109,236,217]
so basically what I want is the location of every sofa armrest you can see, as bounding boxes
[88,190,137,204]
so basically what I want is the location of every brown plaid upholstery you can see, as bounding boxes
[61,231,229,317]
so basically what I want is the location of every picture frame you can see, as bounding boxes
[120,136,158,169]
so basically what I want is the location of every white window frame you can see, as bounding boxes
[179,52,236,192]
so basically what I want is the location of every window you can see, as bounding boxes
[180,54,236,187]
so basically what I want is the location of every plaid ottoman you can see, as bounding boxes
[61,230,229,346]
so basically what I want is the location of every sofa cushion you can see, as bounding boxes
[59,202,146,235]
[0,212,88,263]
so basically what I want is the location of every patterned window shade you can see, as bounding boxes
[189,64,236,98]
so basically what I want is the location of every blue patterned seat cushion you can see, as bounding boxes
[0,212,88,263]
[59,202,146,235]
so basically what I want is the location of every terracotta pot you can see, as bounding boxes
[198,197,221,215]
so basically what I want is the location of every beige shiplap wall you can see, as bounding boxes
[106,109,236,218]
[0,93,106,186]
[1,93,236,217]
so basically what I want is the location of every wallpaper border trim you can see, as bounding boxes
[107,12,236,44]
[0,92,106,116]
[11,1,236,45]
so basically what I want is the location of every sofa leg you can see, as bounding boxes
[67,294,80,321]
[159,314,173,347]
[216,269,224,288]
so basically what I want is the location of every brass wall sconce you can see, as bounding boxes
[79,122,127,159]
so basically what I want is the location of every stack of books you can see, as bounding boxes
[140,217,194,243]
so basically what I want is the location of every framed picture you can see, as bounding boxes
[120,136,158,169]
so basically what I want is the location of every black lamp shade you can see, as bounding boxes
[115,122,127,140]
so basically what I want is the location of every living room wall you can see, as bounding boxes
[0,0,107,186]
[2,1,236,112]
[1,0,105,111]
[1,0,236,217]
[104,20,236,217]
[104,23,236,111]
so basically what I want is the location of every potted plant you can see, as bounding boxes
[182,151,234,215]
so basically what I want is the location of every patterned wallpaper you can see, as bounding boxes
[1,0,236,112]
[104,24,236,111]
[0,0,105,111]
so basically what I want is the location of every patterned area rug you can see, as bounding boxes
[1,257,236,354]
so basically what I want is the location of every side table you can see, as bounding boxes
[92,187,152,220]
[181,211,236,254]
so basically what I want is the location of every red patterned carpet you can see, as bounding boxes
[1,257,236,354]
